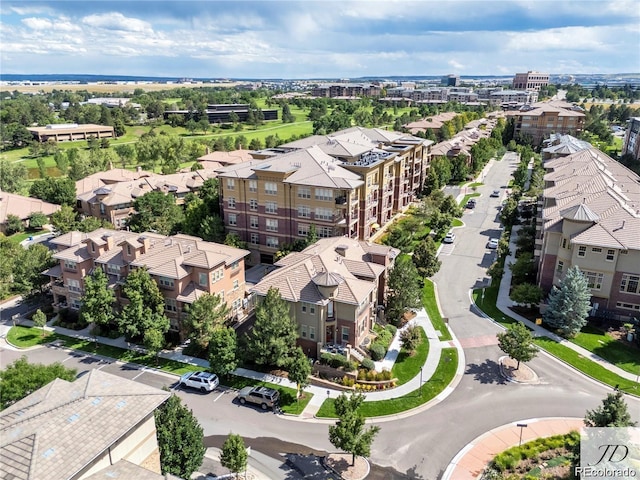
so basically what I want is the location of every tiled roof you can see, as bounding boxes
[53,245,91,262]
[0,191,60,223]
[0,370,169,480]
[197,149,253,166]
[83,459,180,480]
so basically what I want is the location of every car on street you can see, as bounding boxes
[237,386,280,410]
[179,371,219,392]
[443,231,456,244]
[466,198,476,209]
[487,238,499,249]
[490,189,501,198]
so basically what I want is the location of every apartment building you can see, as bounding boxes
[311,83,382,98]
[488,89,538,106]
[508,102,585,145]
[622,117,640,162]
[536,148,640,319]
[250,237,399,357]
[512,71,549,90]
[0,191,60,234]
[28,123,115,143]
[0,369,172,480]
[45,228,250,336]
[541,134,591,160]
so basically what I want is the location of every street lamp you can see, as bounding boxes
[517,423,528,446]
[419,367,423,396]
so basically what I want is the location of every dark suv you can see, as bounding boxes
[237,386,280,410]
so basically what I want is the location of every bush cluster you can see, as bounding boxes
[357,369,393,381]
[355,381,396,391]
[369,324,398,360]
[54,309,88,331]
[319,353,357,371]
[360,358,375,371]
[490,431,579,473]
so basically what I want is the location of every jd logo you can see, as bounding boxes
[590,444,630,465]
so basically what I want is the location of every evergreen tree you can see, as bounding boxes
[497,322,538,369]
[544,265,591,337]
[584,391,637,427]
[412,237,441,278]
[208,327,238,378]
[80,267,115,329]
[386,256,422,324]
[220,433,248,479]
[184,293,230,350]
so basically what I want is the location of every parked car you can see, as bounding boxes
[487,238,499,249]
[466,199,476,209]
[443,231,456,244]
[237,386,280,410]
[179,371,219,392]
[490,189,501,198]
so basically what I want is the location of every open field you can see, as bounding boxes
[1,82,242,94]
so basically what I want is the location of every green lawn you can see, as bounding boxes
[451,218,464,228]
[472,286,519,327]
[392,328,429,385]
[422,279,453,341]
[460,192,482,206]
[316,348,457,418]
[7,325,62,348]
[6,229,47,244]
[570,325,640,375]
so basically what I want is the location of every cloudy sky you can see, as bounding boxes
[1,0,639,79]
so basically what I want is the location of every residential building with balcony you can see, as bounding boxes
[508,102,585,146]
[622,117,640,162]
[536,148,640,320]
[541,134,592,160]
[488,89,538,106]
[250,237,399,358]
[45,228,250,337]
[310,83,382,98]
[512,71,549,90]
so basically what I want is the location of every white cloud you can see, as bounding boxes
[82,12,152,33]
[448,59,464,71]
[22,17,53,30]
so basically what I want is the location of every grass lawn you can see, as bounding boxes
[460,193,482,206]
[570,325,639,375]
[7,325,62,348]
[422,279,453,341]
[472,286,519,327]
[6,229,47,244]
[316,348,457,418]
[451,218,464,227]
[392,328,428,385]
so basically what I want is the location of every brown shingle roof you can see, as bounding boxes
[0,191,60,224]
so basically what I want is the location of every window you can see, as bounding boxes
[158,277,174,288]
[265,202,277,214]
[250,233,259,245]
[315,208,332,221]
[249,180,257,192]
[165,298,177,312]
[211,268,223,283]
[298,205,310,218]
[584,271,604,290]
[67,279,81,293]
[591,247,602,253]
[249,216,259,229]
[556,261,564,274]
[606,249,615,261]
[315,188,332,201]
[99,203,106,215]
[231,260,239,270]
[266,236,278,248]
[70,298,82,310]
[298,224,309,237]
[64,260,77,270]
[199,272,208,287]
[249,199,258,211]
[309,326,315,340]
[301,302,315,314]
[301,325,307,338]
[90,243,95,253]
[328,301,334,318]
[266,219,278,232]
[228,213,237,226]
[620,274,640,294]
[127,245,132,255]
[577,246,586,257]
[106,264,120,275]
[298,187,311,199]
[318,226,333,238]
[227,197,236,209]
[616,302,640,312]
[341,327,349,342]
[233,279,239,290]
[265,182,277,195]
[226,178,235,190]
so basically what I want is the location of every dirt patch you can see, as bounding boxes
[499,356,539,384]
[325,453,369,480]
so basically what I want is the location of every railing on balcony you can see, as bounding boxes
[335,196,347,205]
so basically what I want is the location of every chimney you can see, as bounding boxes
[103,234,114,251]
[141,237,150,254]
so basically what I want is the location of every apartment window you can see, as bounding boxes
[616,302,640,312]
[226,178,235,190]
[315,188,332,201]
[266,219,278,232]
[298,224,309,237]
[298,187,311,199]
[233,279,239,290]
[106,264,120,275]
[584,271,604,290]
[318,226,333,238]
[265,182,278,195]
[301,302,315,314]
[301,325,308,338]
[231,260,239,270]
[90,243,95,253]
[211,268,224,283]
[577,246,586,257]
[249,180,257,192]
[127,245,132,255]
[165,298,177,312]
[99,203,106,215]
[315,208,332,221]
[556,261,564,274]
[227,197,236,209]
[67,279,81,293]
[309,326,316,340]
[249,199,258,211]
[606,249,615,261]
[158,277,174,289]
[591,247,602,253]
[265,202,277,214]
[228,213,237,226]
[328,300,334,318]
[70,298,82,310]
[341,326,349,342]
[249,216,259,229]
[64,260,77,270]
[199,272,208,287]
[620,274,640,294]
[298,205,310,218]
[250,233,259,245]
[266,236,278,248]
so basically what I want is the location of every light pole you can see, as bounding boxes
[419,367,423,396]
[517,423,528,447]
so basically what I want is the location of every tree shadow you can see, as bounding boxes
[465,359,507,384]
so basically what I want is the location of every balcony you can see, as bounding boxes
[335,196,347,205]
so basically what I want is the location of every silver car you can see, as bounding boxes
[179,371,219,392]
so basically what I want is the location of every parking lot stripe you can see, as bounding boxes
[213,391,225,402]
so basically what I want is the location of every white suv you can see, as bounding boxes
[179,371,219,392]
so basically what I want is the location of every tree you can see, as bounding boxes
[13,244,54,294]
[155,394,205,479]
[220,433,248,479]
[28,212,48,229]
[412,237,441,277]
[143,327,165,364]
[496,322,538,370]
[400,324,422,353]
[29,177,77,206]
[510,283,543,307]
[0,159,28,193]
[184,293,230,350]
[51,204,79,234]
[246,287,298,367]
[584,391,637,427]
[80,267,115,329]
[208,327,238,378]
[118,267,169,341]
[32,309,47,336]
[127,191,184,235]
[0,356,76,410]
[385,256,422,324]
[329,393,381,466]
[5,214,24,235]
[287,347,311,400]
[543,265,591,337]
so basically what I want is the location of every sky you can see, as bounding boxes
[1,0,639,79]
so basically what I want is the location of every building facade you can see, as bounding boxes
[512,71,549,90]
[622,117,640,162]
[311,83,382,98]
[508,102,585,146]
[28,123,115,143]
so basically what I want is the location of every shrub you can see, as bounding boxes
[385,324,398,336]
[360,358,375,371]
[320,352,333,365]
[369,342,386,361]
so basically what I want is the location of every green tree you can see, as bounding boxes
[496,322,538,369]
[185,119,198,134]
[51,204,78,234]
[143,327,165,364]
[329,393,381,466]
[385,256,422,324]
[184,293,230,350]
[543,265,591,337]
[118,267,169,341]
[510,283,543,307]
[13,244,54,294]
[287,346,311,400]
[127,191,184,235]
[584,391,637,427]
[32,309,47,336]
[412,237,441,278]
[28,212,48,229]
[208,326,238,378]
[5,214,24,235]
[509,251,537,286]
[247,287,298,367]
[80,267,115,329]
[400,324,422,353]
[0,159,28,193]
[155,394,206,479]
[0,356,76,410]
[29,177,77,206]
[220,433,248,479]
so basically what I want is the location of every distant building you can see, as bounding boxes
[163,104,278,123]
[28,123,115,143]
[512,71,549,90]
[488,89,538,105]
[622,117,640,162]
[507,102,585,145]
[541,134,592,160]
[441,74,460,87]
[310,83,382,98]
[0,191,60,234]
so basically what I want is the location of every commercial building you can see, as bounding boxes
[622,117,640,162]
[45,228,250,336]
[163,104,278,123]
[488,89,538,106]
[0,369,172,480]
[28,123,115,143]
[536,148,640,320]
[508,102,585,146]
[310,83,382,98]
[442,74,461,87]
[250,237,399,357]
[0,191,60,234]
[512,71,549,90]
